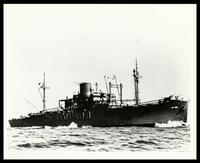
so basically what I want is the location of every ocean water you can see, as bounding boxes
[5,121,190,155]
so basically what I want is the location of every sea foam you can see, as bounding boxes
[155,120,188,128]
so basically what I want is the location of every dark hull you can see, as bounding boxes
[9,100,187,127]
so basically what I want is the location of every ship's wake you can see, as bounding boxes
[18,121,189,129]
[155,120,188,128]
[44,122,78,129]
[33,123,92,129]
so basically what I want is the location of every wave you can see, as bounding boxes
[17,140,88,149]
[55,123,92,129]
[65,122,78,128]
[155,120,188,128]
[44,122,78,129]
[14,126,45,130]
[135,140,157,145]
[68,134,82,137]
[49,141,86,147]
[49,140,88,147]
[82,125,92,128]
[44,126,53,129]
[17,143,32,148]
[58,122,78,129]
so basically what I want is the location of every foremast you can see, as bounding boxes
[40,72,49,111]
[133,59,140,105]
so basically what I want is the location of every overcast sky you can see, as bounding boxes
[4,4,196,120]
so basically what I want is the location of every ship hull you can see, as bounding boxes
[9,100,187,127]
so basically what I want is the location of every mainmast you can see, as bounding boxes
[133,59,140,105]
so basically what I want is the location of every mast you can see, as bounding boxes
[95,82,98,92]
[43,72,46,111]
[133,59,139,105]
[104,76,109,94]
[40,72,49,111]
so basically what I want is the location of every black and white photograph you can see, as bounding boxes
[3,4,196,159]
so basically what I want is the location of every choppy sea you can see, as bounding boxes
[5,121,190,156]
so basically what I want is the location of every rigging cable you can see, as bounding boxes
[22,97,40,112]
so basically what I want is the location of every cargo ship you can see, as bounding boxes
[9,60,188,127]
